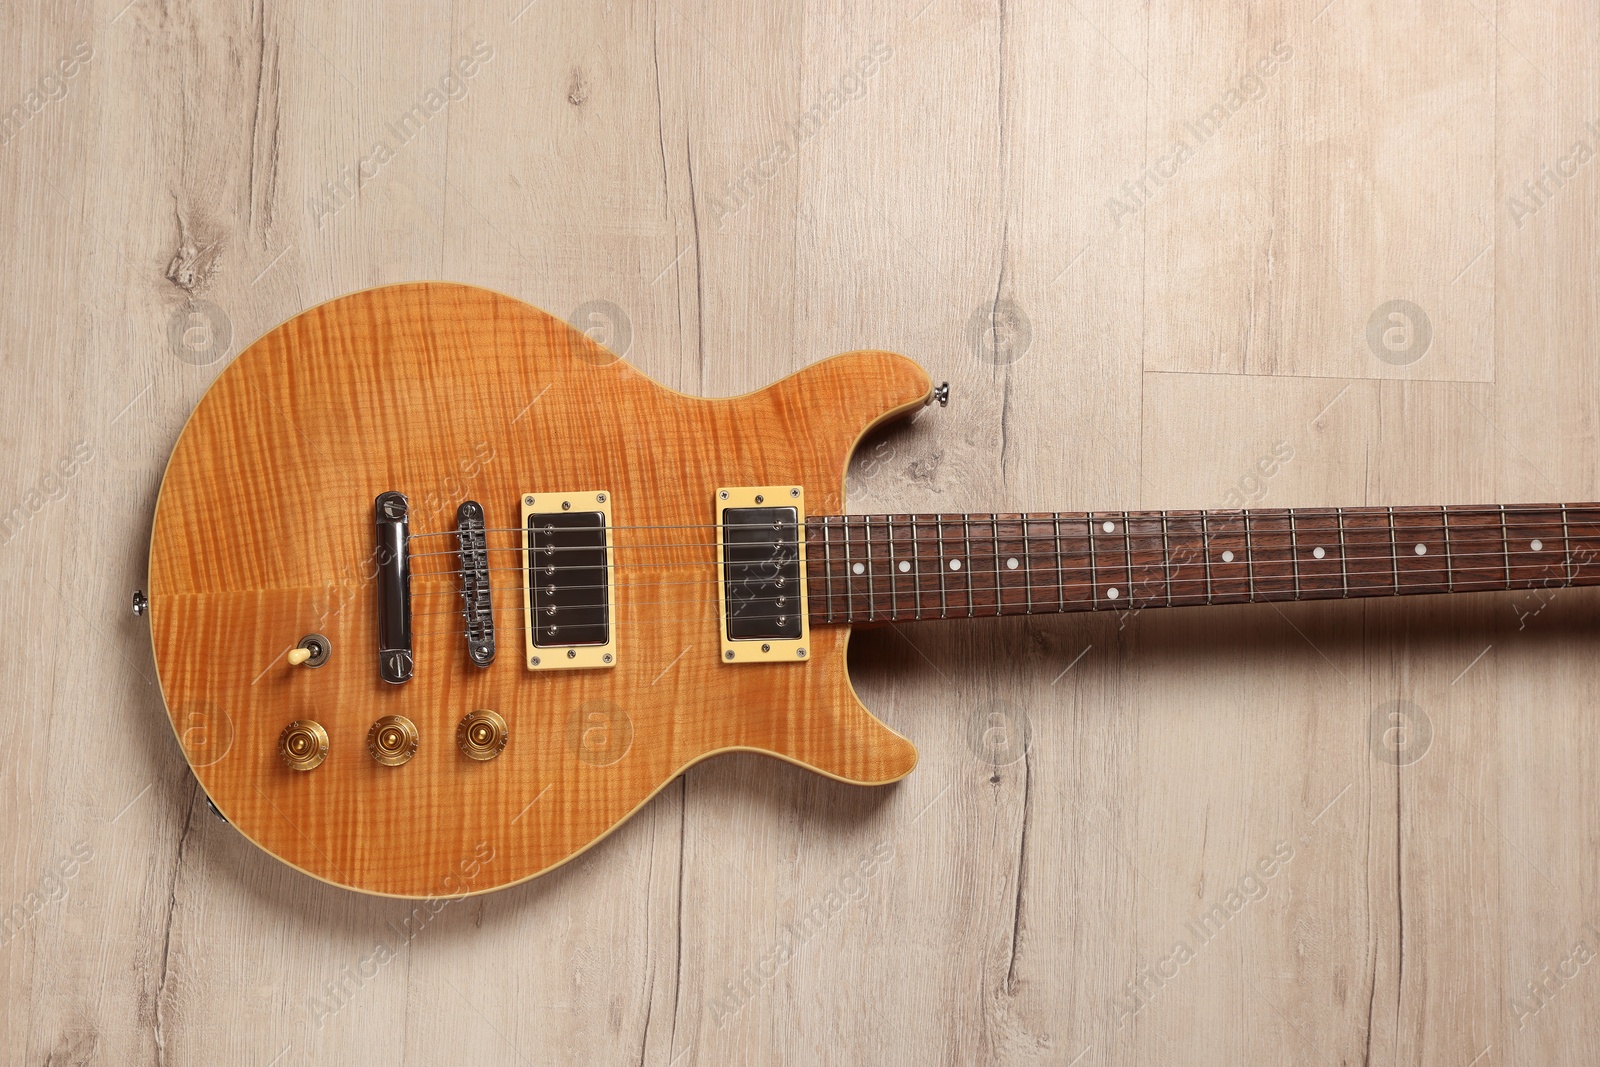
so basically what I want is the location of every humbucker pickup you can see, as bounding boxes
[715,486,809,663]
[522,491,616,670]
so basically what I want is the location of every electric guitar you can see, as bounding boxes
[144,282,1599,897]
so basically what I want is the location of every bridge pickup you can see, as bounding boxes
[456,501,495,667]
[716,486,809,663]
[374,491,413,684]
[522,491,616,671]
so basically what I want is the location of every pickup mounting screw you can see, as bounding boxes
[567,648,577,658]
[719,490,729,500]
[530,656,541,666]
[602,653,613,664]
[725,650,735,660]
[596,493,607,503]
[761,643,771,653]
[524,495,535,506]
[790,488,800,498]
[797,648,807,658]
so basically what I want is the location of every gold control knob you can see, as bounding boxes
[278,720,329,771]
[368,715,419,766]
[457,709,509,761]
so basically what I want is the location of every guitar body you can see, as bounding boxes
[149,282,926,897]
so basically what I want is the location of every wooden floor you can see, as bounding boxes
[4,1,1599,1063]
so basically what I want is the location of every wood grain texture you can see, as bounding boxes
[149,282,927,895]
[6,0,1600,1064]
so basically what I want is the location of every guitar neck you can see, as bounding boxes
[803,504,1600,624]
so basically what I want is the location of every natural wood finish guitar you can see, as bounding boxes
[147,282,1600,897]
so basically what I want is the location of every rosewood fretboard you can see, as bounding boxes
[803,505,1600,624]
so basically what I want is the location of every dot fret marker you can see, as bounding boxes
[1414,543,1427,555]
[1006,557,1019,570]
[1312,547,1326,559]
[1532,539,1543,551]
[1221,550,1235,563]
[898,560,911,572]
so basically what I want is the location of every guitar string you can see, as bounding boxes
[393,537,1593,588]
[406,513,1590,567]
[400,505,1600,543]
[402,549,1594,634]
[409,569,1582,638]
[409,550,1587,607]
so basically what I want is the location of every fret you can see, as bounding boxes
[870,518,883,627]
[1336,507,1348,597]
[1160,510,1174,607]
[842,516,854,620]
[1053,513,1064,613]
[1088,515,1100,608]
[826,516,838,621]
[1022,515,1034,615]
[1441,506,1454,592]
[1243,510,1256,600]
[1388,506,1399,594]
[1288,508,1301,600]
[1500,505,1511,588]
[1202,512,1214,604]
[1562,504,1574,585]
[1122,511,1135,606]
[991,516,1003,617]
[909,516,923,620]
[936,514,949,618]
[962,517,974,617]
[887,515,900,620]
